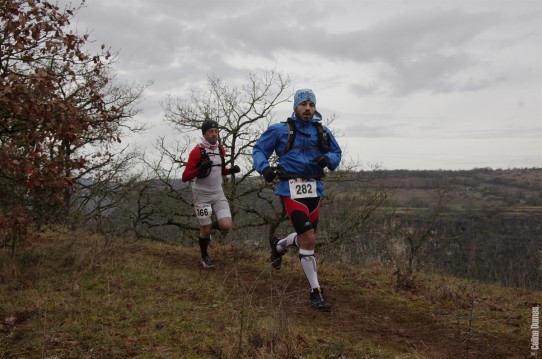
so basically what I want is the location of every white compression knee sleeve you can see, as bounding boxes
[277,232,298,252]
[299,248,319,289]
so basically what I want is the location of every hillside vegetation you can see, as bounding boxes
[1,228,540,359]
[377,167,542,209]
[341,168,542,290]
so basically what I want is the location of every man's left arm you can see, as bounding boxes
[223,165,241,176]
[324,128,342,171]
[220,145,241,176]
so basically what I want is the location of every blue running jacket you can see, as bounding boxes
[252,113,342,197]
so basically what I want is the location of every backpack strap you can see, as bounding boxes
[197,143,226,170]
[277,118,296,157]
[278,118,330,156]
[218,144,226,171]
[197,144,209,162]
[313,122,330,153]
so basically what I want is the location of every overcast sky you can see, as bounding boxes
[62,0,541,170]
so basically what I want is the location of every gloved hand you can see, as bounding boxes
[197,159,213,176]
[262,167,277,182]
[316,155,329,168]
[231,165,241,174]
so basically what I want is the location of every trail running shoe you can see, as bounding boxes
[269,236,286,270]
[309,287,332,311]
[201,256,215,269]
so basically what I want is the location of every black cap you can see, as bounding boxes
[201,120,219,134]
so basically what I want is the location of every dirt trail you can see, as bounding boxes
[146,244,529,359]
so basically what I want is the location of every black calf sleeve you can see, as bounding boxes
[199,237,210,258]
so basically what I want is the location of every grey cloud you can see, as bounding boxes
[69,1,519,97]
[342,116,542,140]
[341,114,419,138]
[349,83,375,97]
[326,9,506,94]
[50,0,540,170]
[213,6,511,95]
[441,127,542,139]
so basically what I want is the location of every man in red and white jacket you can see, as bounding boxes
[182,119,240,268]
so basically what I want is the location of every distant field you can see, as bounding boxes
[362,167,542,209]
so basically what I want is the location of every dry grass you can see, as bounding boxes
[1,228,540,358]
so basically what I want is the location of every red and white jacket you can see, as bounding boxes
[181,140,235,193]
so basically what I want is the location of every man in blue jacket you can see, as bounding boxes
[252,88,342,311]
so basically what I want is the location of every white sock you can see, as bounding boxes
[299,248,319,289]
[277,232,297,252]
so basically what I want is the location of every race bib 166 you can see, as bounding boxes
[194,203,212,219]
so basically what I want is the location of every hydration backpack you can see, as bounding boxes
[279,117,330,156]
[197,143,226,177]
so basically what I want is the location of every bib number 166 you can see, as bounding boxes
[194,203,212,219]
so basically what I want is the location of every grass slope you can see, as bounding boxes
[1,229,540,358]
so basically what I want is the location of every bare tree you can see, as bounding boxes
[133,70,292,243]
[67,147,143,234]
[385,187,453,290]
[145,71,390,248]
[317,167,392,262]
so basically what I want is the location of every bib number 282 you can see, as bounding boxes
[289,179,317,199]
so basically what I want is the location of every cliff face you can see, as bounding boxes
[423,211,542,289]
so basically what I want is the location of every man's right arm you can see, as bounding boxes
[181,147,201,182]
[252,124,279,174]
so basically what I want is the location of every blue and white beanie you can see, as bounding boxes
[293,89,316,109]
